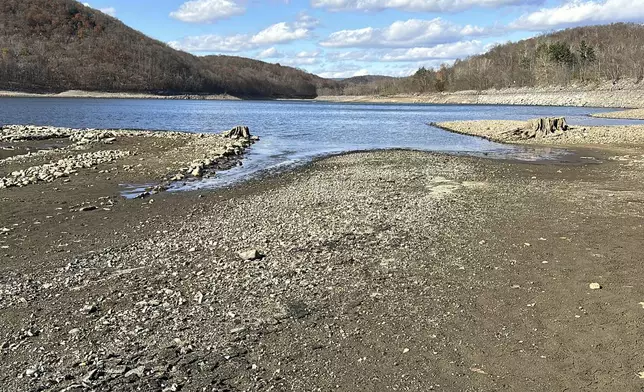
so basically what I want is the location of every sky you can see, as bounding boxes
[83,0,644,78]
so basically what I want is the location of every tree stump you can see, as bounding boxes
[507,117,568,139]
[222,125,251,139]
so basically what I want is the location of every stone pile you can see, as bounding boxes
[0,150,130,188]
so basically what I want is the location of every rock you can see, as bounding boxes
[230,326,247,334]
[106,365,128,375]
[79,206,97,212]
[83,369,99,382]
[238,249,263,261]
[68,328,81,335]
[589,282,602,290]
[193,291,204,304]
[191,166,203,177]
[82,304,98,314]
[124,366,145,378]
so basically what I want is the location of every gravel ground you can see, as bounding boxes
[435,120,644,146]
[316,82,644,108]
[592,108,644,120]
[1,127,644,391]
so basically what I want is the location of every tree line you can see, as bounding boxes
[0,0,334,98]
[320,23,644,96]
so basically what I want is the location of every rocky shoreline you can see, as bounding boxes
[0,90,241,100]
[433,120,644,146]
[2,143,644,390]
[0,125,258,194]
[592,108,644,120]
[2,121,644,391]
[317,84,644,108]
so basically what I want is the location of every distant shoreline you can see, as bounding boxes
[316,87,644,110]
[4,88,644,118]
[0,90,241,100]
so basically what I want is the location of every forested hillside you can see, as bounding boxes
[0,0,334,98]
[326,23,644,96]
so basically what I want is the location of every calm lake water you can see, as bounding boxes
[0,98,640,189]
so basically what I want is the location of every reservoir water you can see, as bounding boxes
[0,98,640,189]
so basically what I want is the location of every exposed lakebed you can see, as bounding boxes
[1,98,641,191]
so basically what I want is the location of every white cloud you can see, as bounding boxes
[509,0,644,30]
[83,3,116,16]
[317,69,370,78]
[320,18,489,48]
[294,12,320,29]
[323,41,486,64]
[311,0,542,12]
[250,22,310,46]
[170,0,244,23]
[381,40,487,61]
[296,50,321,58]
[257,47,283,58]
[169,21,313,52]
[100,6,116,16]
[258,50,321,66]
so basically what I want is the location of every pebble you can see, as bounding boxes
[238,249,263,261]
[589,283,602,290]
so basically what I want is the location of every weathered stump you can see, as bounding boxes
[222,125,251,139]
[507,117,568,139]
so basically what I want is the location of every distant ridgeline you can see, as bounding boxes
[320,23,644,96]
[1,1,642,98]
[0,0,338,98]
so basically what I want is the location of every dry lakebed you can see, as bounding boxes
[1,120,644,391]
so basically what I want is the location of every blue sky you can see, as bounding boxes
[83,0,644,78]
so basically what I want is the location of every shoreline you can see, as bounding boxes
[2,122,644,390]
[591,107,644,120]
[3,88,644,113]
[316,87,644,109]
[2,143,644,390]
[433,120,644,147]
[0,90,241,100]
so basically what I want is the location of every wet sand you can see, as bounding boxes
[1,126,644,391]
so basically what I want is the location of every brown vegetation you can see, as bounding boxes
[0,0,335,98]
[324,23,644,96]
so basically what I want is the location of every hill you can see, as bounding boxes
[0,0,336,98]
[336,23,644,96]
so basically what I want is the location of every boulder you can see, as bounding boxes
[238,249,263,261]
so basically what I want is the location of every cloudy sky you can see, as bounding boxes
[84,0,644,78]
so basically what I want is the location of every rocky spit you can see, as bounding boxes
[0,125,258,191]
[434,120,644,146]
[592,108,644,120]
